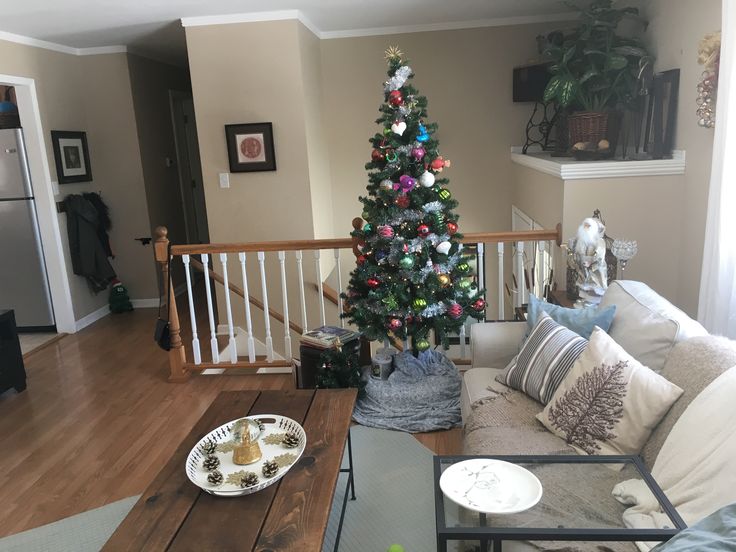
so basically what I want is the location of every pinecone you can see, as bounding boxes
[200,439,217,455]
[257,420,265,431]
[240,472,259,488]
[262,460,279,478]
[207,470,223,486]
[282,432,300,449]
[202,454,221,471]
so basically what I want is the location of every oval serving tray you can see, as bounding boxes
[185,414,307,497]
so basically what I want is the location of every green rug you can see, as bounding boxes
[0,425,436,552]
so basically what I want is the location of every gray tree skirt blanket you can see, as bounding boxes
[352,350,462,432]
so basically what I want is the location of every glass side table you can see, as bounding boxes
[434,455,686,552]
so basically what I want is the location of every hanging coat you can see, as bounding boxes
[64,194,116,293]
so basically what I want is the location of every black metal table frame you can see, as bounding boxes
[434,454,687,552]
[332,428,356,551]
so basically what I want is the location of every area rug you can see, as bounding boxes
[0,426,436,552]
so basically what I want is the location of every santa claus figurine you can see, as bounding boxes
[568,217,608,306]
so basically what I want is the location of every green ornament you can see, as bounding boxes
[363,223,373,234]
[383,128,392,136]
[412,298,427,312]
[415,338,430,352]
[456,261,470,274]
[387,546,406,552]
[433,212,446,226]
[362,211,370,220]
[382,294,398,310]
[457,279,472,290]
[385,151,398,163]
[399,255,415,269]
[438,188,451,201]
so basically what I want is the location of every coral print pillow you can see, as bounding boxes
[537,327,683,459]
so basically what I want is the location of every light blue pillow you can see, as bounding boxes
[527,294,616,340]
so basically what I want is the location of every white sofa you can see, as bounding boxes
[461,281,736,551]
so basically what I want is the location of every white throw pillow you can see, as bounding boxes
[537,327,683,459]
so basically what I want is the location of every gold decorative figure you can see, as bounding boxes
[232,425,262,465]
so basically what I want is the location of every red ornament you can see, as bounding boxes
[388,90,403,106]
[402,243,409,253]
[430,157,445,171]
[371,149,385,162]
[471,298,486,311]
[367,277,380,289]
[447,303,463,319]
[395,195,410,208]
[446,221,458,235]
[417,224,430,237]
[388,318,403,330]
[357,254,367,265]
[378,225,394,238]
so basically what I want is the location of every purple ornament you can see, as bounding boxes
[396,175,416,193]
[411,147,426,160]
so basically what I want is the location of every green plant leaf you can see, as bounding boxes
[583,48,607,56]
[543,75,562,102]
[562,45,577,64]
[606,54,628,70]
[613,45,647,58]
[579,68,599,84]
[559,77,577,107]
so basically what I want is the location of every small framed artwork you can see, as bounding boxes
[51,130,92,184]
[225,122,276,172]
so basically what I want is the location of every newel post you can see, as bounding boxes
[155,226,188,382]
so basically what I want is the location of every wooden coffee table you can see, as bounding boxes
[103,388,357,551]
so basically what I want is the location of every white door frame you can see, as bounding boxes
[0,74,75,333]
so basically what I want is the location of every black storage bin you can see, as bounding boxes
[0,310,27,394]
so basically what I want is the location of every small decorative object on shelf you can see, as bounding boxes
[568,217,608,307]
[207,470,224,486]
[262,460,279,478]
[282,431,300,449]
[240,472,259,488]
[611,240,638,278]
[200,439,217,455]
[202,455,221,472]
[696,32,720,128]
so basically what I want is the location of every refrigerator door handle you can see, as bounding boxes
[15,129,34,198]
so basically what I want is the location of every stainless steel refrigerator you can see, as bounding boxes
[0,128,55,330]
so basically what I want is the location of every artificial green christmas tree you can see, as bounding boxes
[343,47,486,356]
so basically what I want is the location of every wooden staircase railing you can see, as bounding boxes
[154,222,562,382]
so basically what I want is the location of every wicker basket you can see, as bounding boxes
[568,111,609,145]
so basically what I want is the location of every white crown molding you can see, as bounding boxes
[320,12,578,39]
[510,147,687,180]
[181,9,320,36]
[0,30,126,57]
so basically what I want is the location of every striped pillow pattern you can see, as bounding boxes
[498,312,588,404]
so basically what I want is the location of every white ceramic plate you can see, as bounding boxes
[439,459,543,514]
[185,414,306,497]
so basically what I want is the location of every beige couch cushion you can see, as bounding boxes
[599,281,707,373]
[641,335,736,467]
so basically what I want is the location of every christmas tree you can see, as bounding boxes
[343,47,486,355]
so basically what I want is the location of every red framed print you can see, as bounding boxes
[225,122,276,172]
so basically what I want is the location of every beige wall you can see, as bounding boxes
[0,40,159,320]
[127,54,190,245]
[644,0,721,316]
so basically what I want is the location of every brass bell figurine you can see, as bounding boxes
[232,424,262,465]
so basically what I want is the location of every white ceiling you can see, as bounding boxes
[0,0,574,66]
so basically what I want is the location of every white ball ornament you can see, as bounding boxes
[436,241,451,255]
[419,171,435,188]
[380,179,394,190]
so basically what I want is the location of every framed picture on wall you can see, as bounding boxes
[51,130,92,184]
[225,122,276,172]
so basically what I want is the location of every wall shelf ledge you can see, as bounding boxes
[510,147,686,180]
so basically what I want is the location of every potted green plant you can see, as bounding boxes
[542,0,652,156]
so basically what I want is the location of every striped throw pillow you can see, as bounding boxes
[497,311,588,404]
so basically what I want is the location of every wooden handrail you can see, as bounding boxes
[170,224,563,256]
[189,258,304,336]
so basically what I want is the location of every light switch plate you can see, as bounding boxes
[219,173,230,189]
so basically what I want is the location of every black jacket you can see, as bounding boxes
[64,194,116,293]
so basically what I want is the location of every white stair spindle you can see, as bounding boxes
[278,251,292,359]
[201,254,219,364]
[219,253,237,363]
[258,251,274,362]
[181,255,201,365]
[459,324,467,359]
[515,241,525,308]
[476,242,485,293]
[238,252,256,363]
[497,242,505,320]
[295,251,308,333]
[334,248,344,327]
[539,240,547,298]
[314,250,326,327]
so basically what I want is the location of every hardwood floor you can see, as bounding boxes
[0,306,461,538]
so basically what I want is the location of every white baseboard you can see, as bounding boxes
[131,298,159,308]
[74,304,110,332]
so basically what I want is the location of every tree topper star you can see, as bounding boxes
[384,46,404,63]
